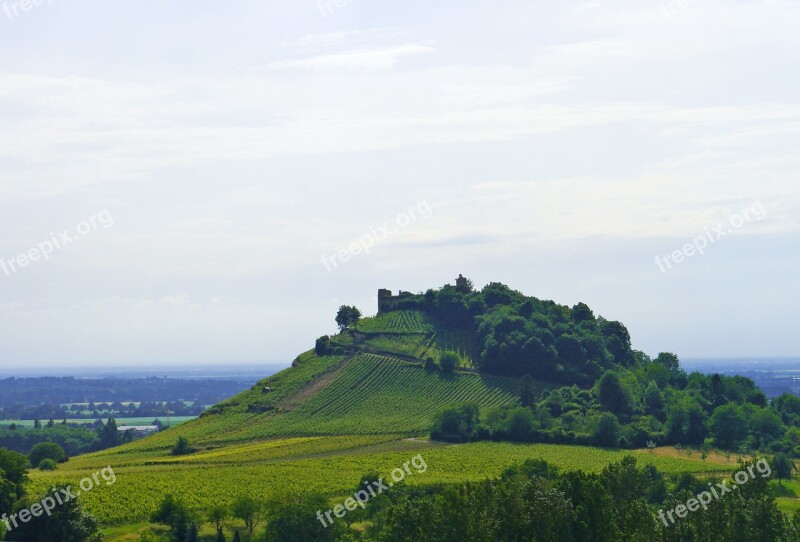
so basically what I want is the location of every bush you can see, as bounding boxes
[171,437,194,456]
[29,442,65,467]
[424,356,438,371]
[315,335,330,356]
[440,351,460,373]
[592,412,621,447]
[38,458,58,471]
[431,403,480,442]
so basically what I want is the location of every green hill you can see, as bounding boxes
[28,279,789,538]
[102,309,548,454]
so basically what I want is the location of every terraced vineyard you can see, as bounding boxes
[258,353,527,435]
[436,327,479,367]
[94,350,539,454]
[357,310,434,333]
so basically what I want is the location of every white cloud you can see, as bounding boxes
[267,43,434,71]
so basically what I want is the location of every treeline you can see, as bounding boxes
[139,456,799,541]
[370,456,798,542]
[379,280,637,384]
[1,400,202,423]
[0,377,250,420]
[0,447,103,541]
[433,358,800,457]
[0,418,136,457]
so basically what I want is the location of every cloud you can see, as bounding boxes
[267,43,434,72]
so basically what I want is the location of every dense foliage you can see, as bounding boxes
[0,450,102,541]
[396,279,800,458]
[380,281,636,383]
[367,456,798,542]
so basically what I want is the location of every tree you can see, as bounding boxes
[97,417,121,449]
[643,381,665,419]
[184,521,199,542]
[172,436,194,456]
[0,448,28,507]
[667,396,707,445]
[571,302,594,322]
[431,404,480,442]
[596,372,632,415]
[265,493,347,541]
[232,531,241,542]
[315,335,330,356]
[593,412,621,447]
[38,458,58,471]
[207,503,229,536]
[439,351,459,373]
[774,453,794,485]
[33,419,41,429]
[151,494,195,542]
[520,374,536,408]
[709,403,749,449]
[505,408,536,442]
[335,305,362,333]
[232,495,261,535]
[13,484,103,542]
[28,442,66,468]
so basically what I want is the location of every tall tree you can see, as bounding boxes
[13,484,103,542]
[335,305,362,333]
[232,495,261,535]
[520,374,536,408]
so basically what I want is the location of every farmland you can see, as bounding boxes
[0,416,196,429]
[26,307,786,539]
[29,438,738,527]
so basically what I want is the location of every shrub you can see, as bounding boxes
[424,356,437,371]
[29,442,66,467]
[38,458,58,471]
[440,351,460,373]
[171,437,194,456]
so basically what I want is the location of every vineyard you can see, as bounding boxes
[30,440,737,527]
[357,310,434,333]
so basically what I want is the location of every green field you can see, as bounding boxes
[30,438,738,528]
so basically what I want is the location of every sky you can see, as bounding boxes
[0,0,798,368]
